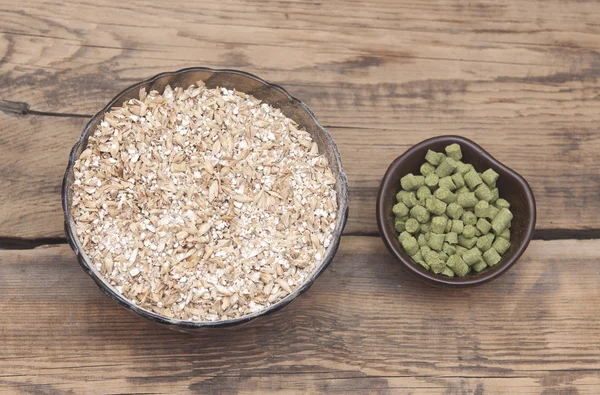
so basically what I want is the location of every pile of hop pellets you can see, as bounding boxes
[393,143,513,277]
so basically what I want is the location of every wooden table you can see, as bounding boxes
[1,1,600,393]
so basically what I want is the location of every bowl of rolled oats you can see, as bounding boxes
[62,67,348,331]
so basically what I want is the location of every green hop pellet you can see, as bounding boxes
[394,218,406,233]
[424,250,441,266]
[443,242,457,255]
[425,173,439,189]
[400,173,416,191]
[499,228,510,240]
[430,261,446,274]
[474,228,482,237]
[462,211,478,226]
[410,205,430,224]
[438,251,449,262]
[425,150,445,166]
[413,175,425,189]
[462,247,482,266]
[439,176,457,191]
[396,190,408,202]
[483,248,502,266]
[446,202,464,220]
[451,172,465,189]
[420,162,436,176]
[417,186,432,200]
[462,224,476,239]
[491,207,513,235]
[464,169,483,190]
[495,198,511,209]
[455,161,472,175]
[457,192,478,208]
[441,267,455,277]
[476,218,492,235]
[401,174,424,191]
[447,254,469,277]
[434,187,457,204]
[490,187,499,203]
[445,232,458,245]
[473,261,488,273]
[418,234,427,246]
[398,231,412,243]
[417,260,430,271]
[477,233,495,251]
[427,256,444,273]
[428,232,445,251]
[481,168,499,187]
[455,245,467,256]
[412,250,424,263]
[420,245,432,256]
[421,221,431,233]
[445,218,453,232]
[431,216,448,234]
[492,237,511,255]
[393,202,409,217]
[426,197,447,216]
[395,191,406,204]
[474,200,490,218]
[487,205,500,220]
[401,192,418,208]
[451,219,464,234]
[475,183,493,202]
[435,157,457,178]
[458,235,478,249]
[405,218,420,234]
[456,186,470,195]
[445,143,463,161]
[401,236,420,256]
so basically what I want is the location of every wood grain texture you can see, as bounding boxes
[0,115,88,239]
[2,1,600,393]
[1,0,600,128]
[1,112,599,238]
[1,237,599,394]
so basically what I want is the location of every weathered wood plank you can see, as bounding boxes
[1,113,599,238]
[1,0,600,129]
[0,115,88,239]
[1,237,599,393]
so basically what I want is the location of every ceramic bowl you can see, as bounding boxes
[376,135,535,287]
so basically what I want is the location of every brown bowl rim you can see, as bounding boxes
[376,135,536,287]
[62,67,349,329]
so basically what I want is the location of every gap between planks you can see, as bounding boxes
[0,100,92,118]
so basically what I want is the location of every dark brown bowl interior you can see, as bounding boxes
[376,135,536,287]
[62,67,349,331]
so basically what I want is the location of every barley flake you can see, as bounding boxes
[71,83,337,322]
